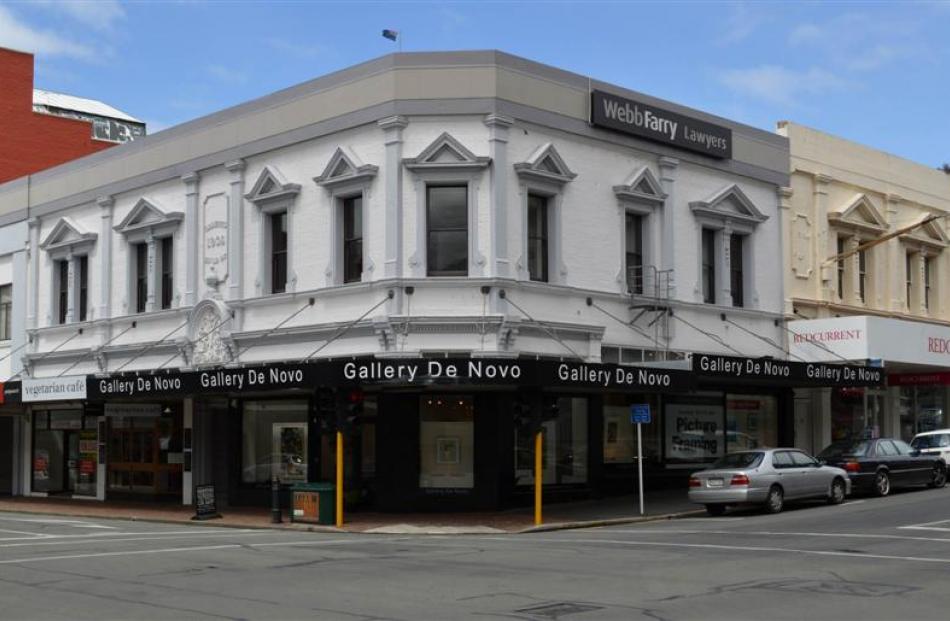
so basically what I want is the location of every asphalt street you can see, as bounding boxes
[2,486,950,620]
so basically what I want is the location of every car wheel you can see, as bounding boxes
[827,477,846,505]
[764,485,784,514]
[705,504,727,517]
[874,470,890,497]
[929,463,947,489]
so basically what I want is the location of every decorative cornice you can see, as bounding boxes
[96,195,115,209]
[244,165,301,204]
[404,132,490,171]
[513,142,576,187]
[225,159,246,173]
[483,114,514,128]
[377,115,409,131]
[313,146,379,190]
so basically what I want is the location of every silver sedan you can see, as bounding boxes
[688,448,851,516]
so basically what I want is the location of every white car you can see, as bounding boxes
[911,429,950,464]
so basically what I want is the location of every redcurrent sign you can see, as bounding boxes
[792,329,863,344]
[590,90,732,159]
[928,337,950,356]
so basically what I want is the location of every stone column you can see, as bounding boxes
[10,249,27,376]
[27,217,40,329]
[182,172,200,306]
[720,225,733,306]
[378,116,408,279]
[97,195,114,320]
[225,160,246,303]
[65,250,76,324]
[916,251,927,314]
[885,194,902,312]
[846,236,861,304]
[658,156,678,300]
[484,114,513,278]
[778,187,794,315]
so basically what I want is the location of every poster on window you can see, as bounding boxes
[272,423,307,483]
[665,403,723,464]
[33,449,49,482]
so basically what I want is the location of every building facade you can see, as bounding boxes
[780,122,950,452]
[0,52,879,510]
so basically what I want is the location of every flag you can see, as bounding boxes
[382,29,398,41]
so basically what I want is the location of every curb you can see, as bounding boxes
[0,505,704,536]
[517,509,705,534]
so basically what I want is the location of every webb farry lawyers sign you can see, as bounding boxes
[590,90,732,159]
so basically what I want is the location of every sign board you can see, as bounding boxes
[292,490,320,524]
[591,90,732,159]
[665,403,724,463]
[193,484,220,521]
[693,354,883,388]
[202,194,228,285]
[104,403,162,417]
[22,376,87,402]
[630,403,652,424]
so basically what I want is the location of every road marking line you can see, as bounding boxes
[597,528,950,544]
[0,528,53,538]
[0,531,278,549]
[482,536,950,565]
[0,529,256,542]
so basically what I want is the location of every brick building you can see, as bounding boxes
[0,47,144,185]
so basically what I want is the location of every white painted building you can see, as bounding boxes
[0,52,809,510]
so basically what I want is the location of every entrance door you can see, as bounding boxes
[64,431,80,494]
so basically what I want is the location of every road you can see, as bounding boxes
[1,487,950,620]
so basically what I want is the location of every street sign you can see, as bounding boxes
[631,403,651,425]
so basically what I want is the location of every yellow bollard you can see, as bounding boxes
[534,429,543,526]
[336,430,343,527]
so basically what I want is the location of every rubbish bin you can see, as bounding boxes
[291,482,335,525]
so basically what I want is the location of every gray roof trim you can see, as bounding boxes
[0,208,28,227]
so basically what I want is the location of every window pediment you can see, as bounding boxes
[113,198,183,238]
[313,146,378,190]
[613,166,665,204]
[900,214,948,250]
[828,193,887,234]
[514,143,576,186]
[245,166,301,205]
[404,132,490,172]
[690,184,767,228]
[40,217,97,256]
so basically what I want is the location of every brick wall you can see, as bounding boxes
[0,47,115,185]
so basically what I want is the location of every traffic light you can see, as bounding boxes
[315,387,337,434]
[337,389,364,435]
[513,397,533,432]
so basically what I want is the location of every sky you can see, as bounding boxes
[1,0,949,168]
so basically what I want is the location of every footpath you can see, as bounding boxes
[0,489,699,535]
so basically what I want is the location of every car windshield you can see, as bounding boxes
[710,452,764,469]
[912,434,950,449]
[818,441,871,459]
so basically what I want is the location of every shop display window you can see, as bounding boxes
[514,397,588,486]
[899,386,947,441]
[603,394,660,464]
[726,394,778,452]
[32,409,97,496]
[664,399,724,464]
[107,405,183,496]
[420,396,474,488]
[242,400,308,485]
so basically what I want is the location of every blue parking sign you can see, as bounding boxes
[630,403,651,424]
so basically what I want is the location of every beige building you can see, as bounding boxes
[779,121,950,451]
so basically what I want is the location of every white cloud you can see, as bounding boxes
[717,2,766,46]
[787,23,822,45]
[787,12,918,72]
[719,65,855,106]
[34,0,125,31]
[0,4,97,60]
[263,37,327,60]
[206,64,247,85]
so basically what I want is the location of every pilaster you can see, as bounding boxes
[27,217,40,329]
[182,172,200,306]
[484,114,513,278]
[145,230,157,313]
[378,116,408,280]
[814,173,833,300]
[97,195,114,320]
[225,160,246,304]
[658,156,678,299]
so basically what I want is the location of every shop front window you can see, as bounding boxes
[515,397,588,486]
[32,410,97,496]
[665,398,724,464]
[242,400,308,485]
[603,394,659,465]
[899,386,947,441]
[420,396,474,489]
[726,395,778,452]
[107,404,183,496]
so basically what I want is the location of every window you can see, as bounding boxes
[789,451,816,467]
[159,237,173,309]
[876,440,898,457]
[625,213,643,294]
[925,256,933,311]
[906,253,914,308]
[270,212,288,294]
[342,196,363,283]
[515,397,588,485]
[420,395,474,488]
[78,256,88,322]
[0,285,10,340]
[426,185,468,277]
[134,243,148,313]
[726,395,778,452]
[730,234,744,307]
[527,194,549,282]
[771,451,793,469]
[858,248,867,303]
[242,400,308,485]
[702,229,716,304]
[57,260,69,324]
[837,236,846,300]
